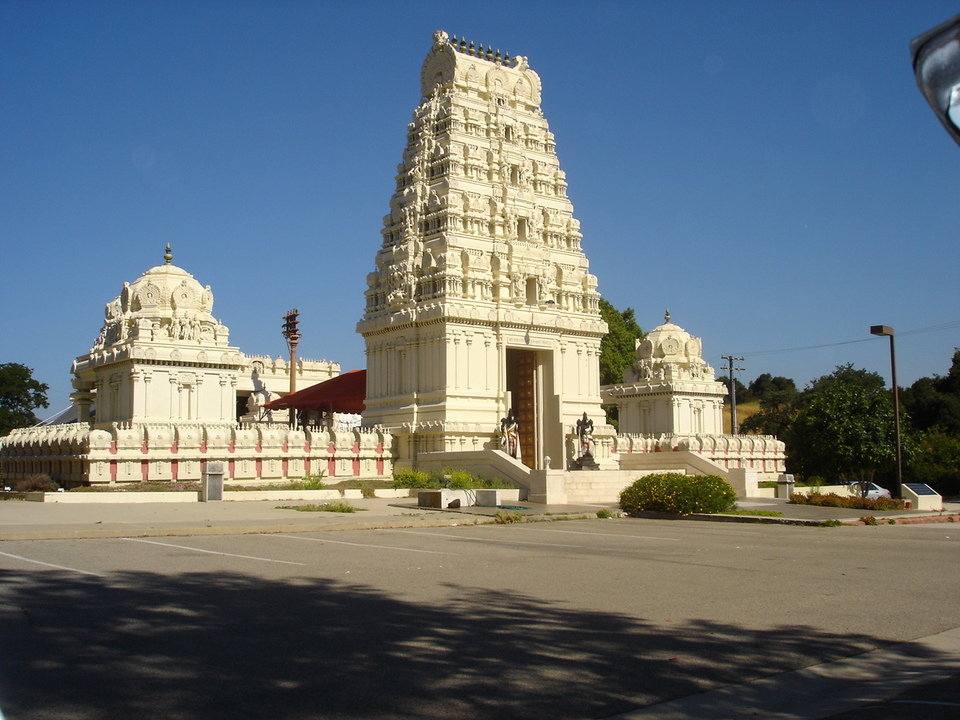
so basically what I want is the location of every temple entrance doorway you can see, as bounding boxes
[506,348,538,470]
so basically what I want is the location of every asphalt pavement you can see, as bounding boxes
[0,494,957,541]
[0,498,960,720]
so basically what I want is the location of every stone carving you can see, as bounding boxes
[576,413,594,458]
[500,409,521,460]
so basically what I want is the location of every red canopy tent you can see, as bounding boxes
[263,369,367,414]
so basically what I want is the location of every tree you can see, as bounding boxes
[598,298,644,385]
[907,429,960,497]
[783,368,908,483]
[902,350,960,434]
[598,298,644,429]
[748,373,797,401]
[807,363,887,393]
[717,376,750,404]
[741,374,799,437]
[0,363,49,436]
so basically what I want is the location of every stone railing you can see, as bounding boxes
[0,421,393,486]
[613,433,786,474]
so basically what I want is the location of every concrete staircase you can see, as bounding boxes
[562,469,667,504]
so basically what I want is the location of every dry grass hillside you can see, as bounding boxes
[722,400,761,434]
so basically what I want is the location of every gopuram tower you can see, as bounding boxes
[358,30,609,471]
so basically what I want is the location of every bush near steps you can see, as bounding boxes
[619,473,737,516]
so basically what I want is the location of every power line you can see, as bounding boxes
[740,320,960,358]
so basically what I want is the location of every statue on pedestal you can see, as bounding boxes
[500,409,521,460]
[573,412,599,470]
[576,412,594,458]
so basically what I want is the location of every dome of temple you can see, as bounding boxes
[89,245,227,352]
[628,310,714,383]
[635,309,702,362]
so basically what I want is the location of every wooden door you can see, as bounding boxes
[514,350,537,469]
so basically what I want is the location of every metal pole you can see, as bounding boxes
[888,334,904,499]
[870,325,903,499]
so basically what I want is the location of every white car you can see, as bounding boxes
[849,482,892,499]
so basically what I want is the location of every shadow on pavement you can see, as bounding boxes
[0,569,948,719]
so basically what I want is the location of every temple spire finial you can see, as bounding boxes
[164,243,173,264]
[664,308,671,323]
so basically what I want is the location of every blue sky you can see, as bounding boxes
[2,0,958,413]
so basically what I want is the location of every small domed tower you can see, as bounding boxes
[602,311,726,436]
[70,246,244,426]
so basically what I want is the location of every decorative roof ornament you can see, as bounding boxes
[664,308,671,323]
[163,243,173,265]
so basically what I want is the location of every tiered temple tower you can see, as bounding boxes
[358,30,609,470]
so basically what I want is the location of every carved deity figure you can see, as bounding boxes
[246,388,274,421]
[500,409,521,460]
[576,412,594,458]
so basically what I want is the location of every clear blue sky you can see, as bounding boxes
[3,0,958,413]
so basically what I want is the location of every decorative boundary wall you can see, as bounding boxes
[613,433,786,474]
[0,422,393,486]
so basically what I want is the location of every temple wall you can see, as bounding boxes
[0,423,393,486]
[613,433,786,474]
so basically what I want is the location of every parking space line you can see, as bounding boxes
[268,534,457,555]
[120,538,305,565]
[383,529,581,548]
[0,550,106,577]
[520,527,681,541]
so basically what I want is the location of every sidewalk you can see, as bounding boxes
[0,496,603,541]
[0,494,956,541]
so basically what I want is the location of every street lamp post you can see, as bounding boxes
[870,325,903,498]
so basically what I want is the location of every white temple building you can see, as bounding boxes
[0,248,391,486]
[602,312,785,487]
[358,30,611,476]
[604,311,727,436]
[1,31,785,501]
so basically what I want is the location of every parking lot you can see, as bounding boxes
[1,517,958,719]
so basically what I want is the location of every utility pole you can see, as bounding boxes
[282,309,301,395]
[720,355,745,435]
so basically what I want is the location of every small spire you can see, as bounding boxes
[164,243,173,264]
[664,308,671,323]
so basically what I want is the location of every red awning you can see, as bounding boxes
[263,369,366,413]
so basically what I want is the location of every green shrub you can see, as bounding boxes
[392,469,437,488]
[860,515,878,526]
[294,473,327,490]
[359,481,376,498]
[445,468,478,489]
[789,492,905,511]
[14,474,59,492]
[392,467,513,490]
[277,501,361,513]
[494,511,523,524]
[619,473,736,516]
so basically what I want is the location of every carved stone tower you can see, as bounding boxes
[358,31,608,470]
